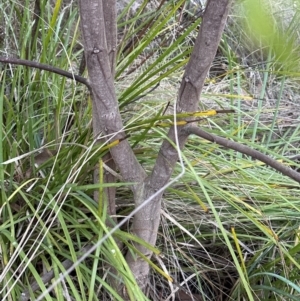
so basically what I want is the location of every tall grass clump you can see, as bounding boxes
[1,0,300,300]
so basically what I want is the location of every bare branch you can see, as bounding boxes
[149,0,231,193]
[184,125,300,184]
[0,56,91,91]
[78,1,146,195]
[97,0,117,219]
[125,0,231,289]
[177,0,231,113]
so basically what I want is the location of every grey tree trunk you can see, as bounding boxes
[124,0,231,291]
[78,0,231,297]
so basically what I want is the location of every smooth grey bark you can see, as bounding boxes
[78,3,146,296]
[125,0,231,290]
[78,0,146,194]
[97,0,118,218]
[78,0,231,296]
[102,0,117,74]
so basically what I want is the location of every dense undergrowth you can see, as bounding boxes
[1,0,300,300]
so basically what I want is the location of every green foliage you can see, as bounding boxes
[1,0,300,300]
[241,0,300,72]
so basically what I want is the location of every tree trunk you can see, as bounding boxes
[124,0,231,291]
[78,0,231,297]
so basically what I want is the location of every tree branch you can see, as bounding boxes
[78,0,146,197]
[125,0,231,290]
[0,57,91,91]
[92,0,118,219]
[184,125,300,184]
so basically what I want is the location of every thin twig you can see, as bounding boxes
[184,126,300,184]
[0,57,92,91]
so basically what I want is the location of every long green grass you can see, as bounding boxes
[1,0,300,300]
